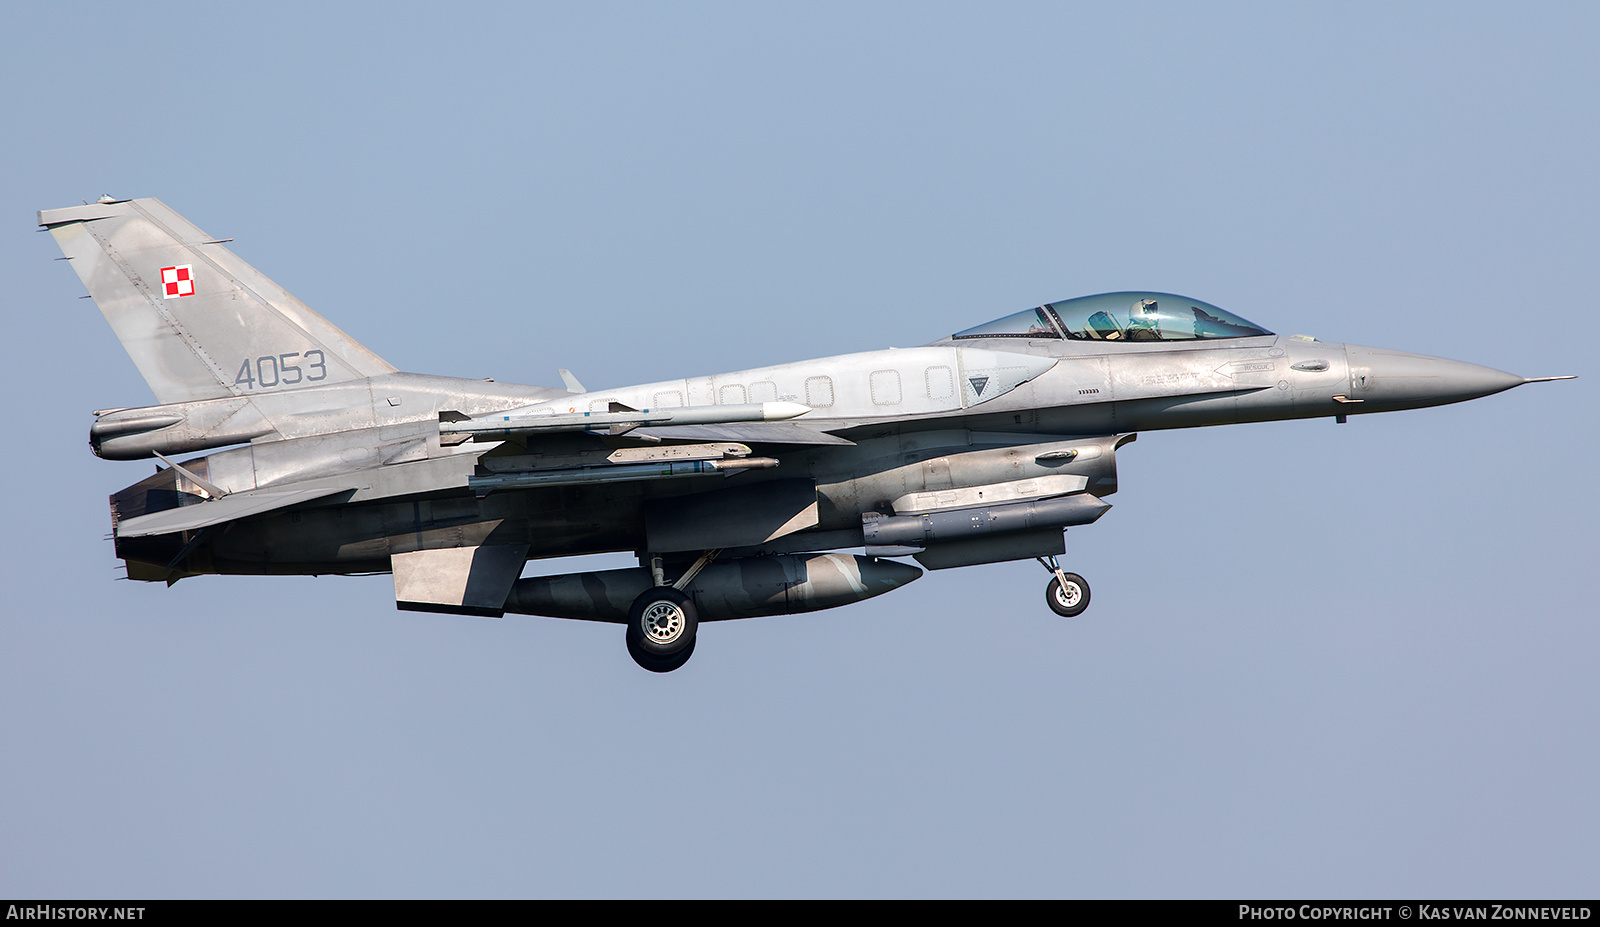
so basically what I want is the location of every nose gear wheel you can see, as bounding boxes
[1037,555,1090,618]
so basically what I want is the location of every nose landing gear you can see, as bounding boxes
[1037,555,1090,618]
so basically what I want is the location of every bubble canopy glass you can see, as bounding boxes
[953,292,1272,343]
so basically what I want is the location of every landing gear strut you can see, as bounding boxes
[1038,555,1090,618]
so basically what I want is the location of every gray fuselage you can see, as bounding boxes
[109,327,1523,580]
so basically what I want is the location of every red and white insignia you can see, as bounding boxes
[160,265,195,299]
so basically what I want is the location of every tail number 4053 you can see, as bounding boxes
[234,350,327,390]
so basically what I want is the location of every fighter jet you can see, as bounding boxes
[41,198,1575,671]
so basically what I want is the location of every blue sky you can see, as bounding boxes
[2,2,1594,897]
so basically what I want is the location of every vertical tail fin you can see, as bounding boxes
[40,198,395,404]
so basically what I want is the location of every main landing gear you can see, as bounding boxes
[626,586,698,672]
[625,551,717,673]
[1037,555,1090,618]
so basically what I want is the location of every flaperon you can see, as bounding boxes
[42,197,1575,671]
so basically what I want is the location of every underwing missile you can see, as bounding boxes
[441,401,812,439]
[467,456,778,495]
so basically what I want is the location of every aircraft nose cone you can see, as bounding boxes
[1346,346,1525,408]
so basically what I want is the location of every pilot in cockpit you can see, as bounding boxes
[1125,298,1162,341]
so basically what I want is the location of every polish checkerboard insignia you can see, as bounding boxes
[159,265,194,299]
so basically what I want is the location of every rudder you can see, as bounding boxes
[41,198,395,404]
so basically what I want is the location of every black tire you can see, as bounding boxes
[626,586,699,656]
[1046,573,1090,618]
[627,633,696,673]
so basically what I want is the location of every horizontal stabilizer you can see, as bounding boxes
[116,485,356,537]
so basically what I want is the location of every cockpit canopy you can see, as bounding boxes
[953,292,1272,343]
